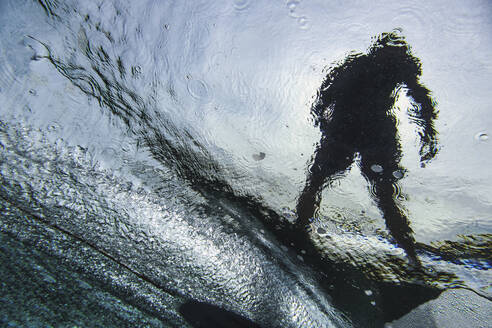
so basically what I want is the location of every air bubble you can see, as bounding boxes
[47,122,60,132]
[252,152,266,161]
[370,164,383,173]
[187,79,211,102]
[475,132,489,142]
[287,0,299,10]
[233,0,250,10]
[297,16,310,29]
[287,0,300,17]
[392,170,404,179]
[282,208,296,223]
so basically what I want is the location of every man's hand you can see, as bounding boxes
[419,137,439,165]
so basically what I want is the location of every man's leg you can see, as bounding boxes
[359,151,419,264]
[296,139,354,230]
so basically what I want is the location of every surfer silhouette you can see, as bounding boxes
[296,30,439,263]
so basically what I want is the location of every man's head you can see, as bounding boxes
[367,30,423,88]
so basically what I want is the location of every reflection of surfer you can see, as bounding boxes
[296,30,439,264]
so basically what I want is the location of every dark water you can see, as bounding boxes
[0,1,491,327]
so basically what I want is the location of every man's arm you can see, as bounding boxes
[311,75,336,127]
[311,59,353,126]
[405,79,439,165]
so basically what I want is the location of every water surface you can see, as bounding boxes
[1,0,491,327]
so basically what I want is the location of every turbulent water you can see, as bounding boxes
[1,0,491,327]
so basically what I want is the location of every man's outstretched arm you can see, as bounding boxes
[405,80,439,165]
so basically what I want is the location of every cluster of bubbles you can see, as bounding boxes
[286,0,310,30]
[231,0,309,29]
[369,164,405,199]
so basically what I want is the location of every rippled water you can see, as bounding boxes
[1,0,491,327]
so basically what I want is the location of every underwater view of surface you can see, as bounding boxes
[0,0,491,327]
